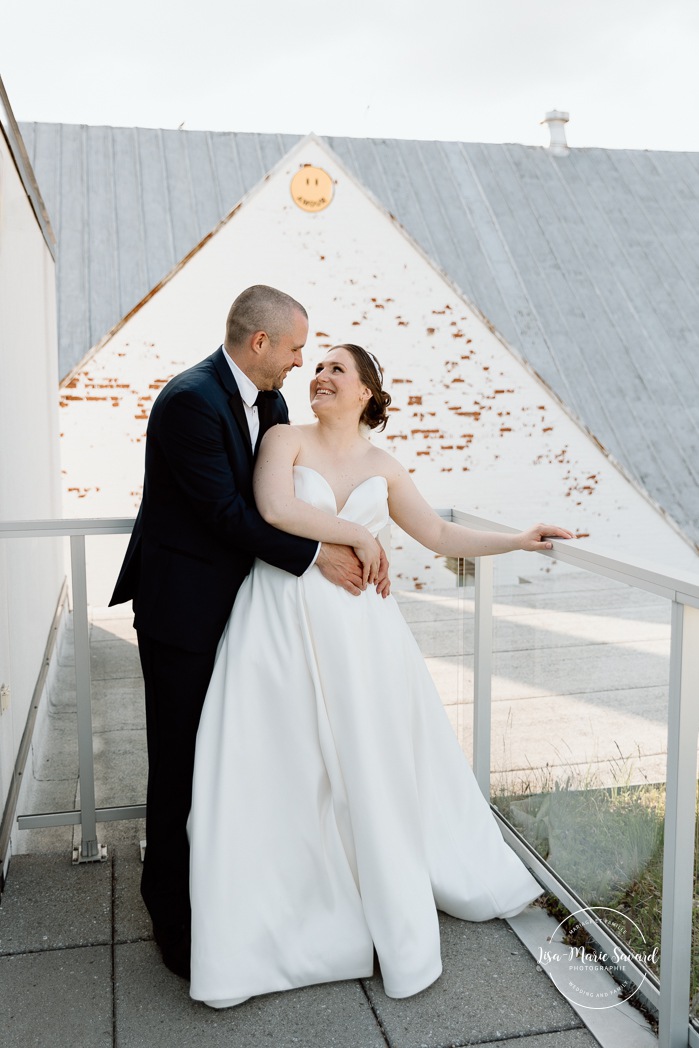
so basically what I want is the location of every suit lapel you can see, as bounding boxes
[212,347,254,462]
[229,389,254,462]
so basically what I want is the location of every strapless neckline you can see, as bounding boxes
[293,464,386,517]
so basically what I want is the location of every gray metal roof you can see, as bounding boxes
[19,122,699,548]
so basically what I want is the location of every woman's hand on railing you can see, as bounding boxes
[516,523,575,552]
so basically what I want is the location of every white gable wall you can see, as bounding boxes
[58,137,699,602]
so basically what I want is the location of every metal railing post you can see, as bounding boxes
[658,601,699,1047]
[69,534,105,863]
[473,555,493,800]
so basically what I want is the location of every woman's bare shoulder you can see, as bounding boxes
[258,423,303,456]
[365,444,409,482]
[287,423,318,437]
[286,422,320,452]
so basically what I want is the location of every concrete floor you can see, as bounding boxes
[0,845,605,1048]
[1,570,668,1047]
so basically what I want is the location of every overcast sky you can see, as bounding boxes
[2,0,698,151]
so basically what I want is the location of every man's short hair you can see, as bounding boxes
[225,285,307,349]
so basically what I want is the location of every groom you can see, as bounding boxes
[110,285,381,978]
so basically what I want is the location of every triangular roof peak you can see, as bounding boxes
[57,132,349,384]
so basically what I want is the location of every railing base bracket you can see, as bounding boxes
[72,843,108,864]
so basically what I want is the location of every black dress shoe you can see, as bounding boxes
[160,939,191,980]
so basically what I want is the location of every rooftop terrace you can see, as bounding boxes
[0,567,667,1048]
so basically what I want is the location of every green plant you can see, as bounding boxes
[493,760,699,1011]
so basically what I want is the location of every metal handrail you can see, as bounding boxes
[0,517,135,538]
[1,513,697,1048]
[450,508,699,606]
[3,513,698,602]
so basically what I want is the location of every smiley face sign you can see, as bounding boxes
[290,165,334,212]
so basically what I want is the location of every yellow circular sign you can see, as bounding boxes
[291,165,334,212]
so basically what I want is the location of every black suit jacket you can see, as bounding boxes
[109,347,317,652]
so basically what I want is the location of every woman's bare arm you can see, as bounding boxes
[386,460,574,556]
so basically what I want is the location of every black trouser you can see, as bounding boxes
[137,633,218,940]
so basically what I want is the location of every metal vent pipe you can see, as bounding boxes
[542,110,570,156]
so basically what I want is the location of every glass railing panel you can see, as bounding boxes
[389,525,473,761]
[0,532,75,851]
[84,534,146,819]
[5,531,146,853]
[489,560,669,992]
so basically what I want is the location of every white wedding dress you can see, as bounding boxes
[188,466,541,1007]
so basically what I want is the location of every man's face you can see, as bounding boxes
[259,310,308,390]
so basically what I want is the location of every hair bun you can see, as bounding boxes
[330,343,391,432]
[363,388,392,431]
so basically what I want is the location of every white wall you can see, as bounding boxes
[0,128,64,832]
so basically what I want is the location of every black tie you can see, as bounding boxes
[254,390,276,453]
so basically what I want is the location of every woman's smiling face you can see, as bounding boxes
[309,347,371,419]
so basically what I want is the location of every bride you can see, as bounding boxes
[188,343,572,1008]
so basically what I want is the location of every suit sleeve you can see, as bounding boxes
[157,388,317,576]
